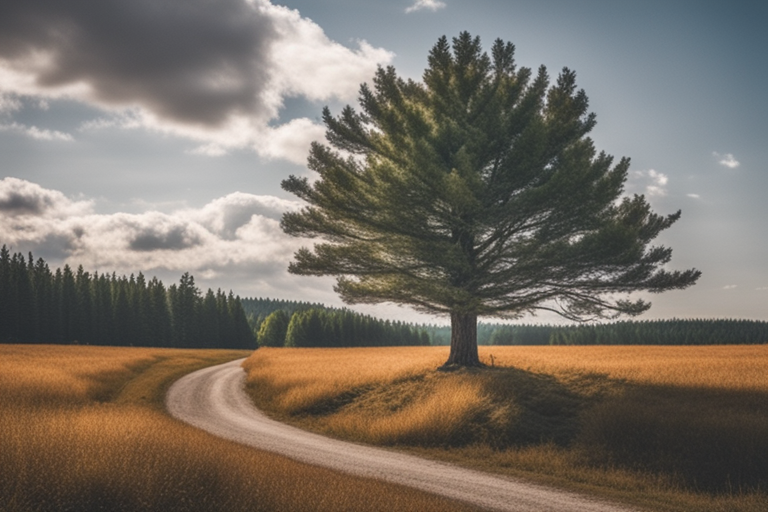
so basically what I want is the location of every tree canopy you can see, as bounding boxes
[281,32,700,367]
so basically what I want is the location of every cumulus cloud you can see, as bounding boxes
[0,121,73,141]
[0,94,22,114]
[646,170,668,196]
[406,0,447,13]
[0,177,310,293]
[713,152,739,169]
[128,222,203,252]
[0,0,393,163]
[629,169,668,197]
[0,177,91,217]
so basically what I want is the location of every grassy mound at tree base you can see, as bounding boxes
[243,346,768,512]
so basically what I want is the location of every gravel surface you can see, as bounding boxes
[166,358,637,512]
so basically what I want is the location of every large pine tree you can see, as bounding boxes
[281,32,700,367]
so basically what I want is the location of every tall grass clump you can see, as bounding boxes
[0,345,479,512]
[243,345,768,512]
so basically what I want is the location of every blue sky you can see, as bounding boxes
[1,0,766,324]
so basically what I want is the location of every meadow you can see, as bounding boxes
[0,344,480,512]
[243,345,768,512]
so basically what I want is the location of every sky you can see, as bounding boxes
[1,0,766,325]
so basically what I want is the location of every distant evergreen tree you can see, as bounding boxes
[112,276,132,346]
[200,289,220,347]
[281,307,430,348]
[489,328,514,346]
[240,297,327,332]
[13,253,35,343]
[60,265,78,343]
[74,265,92,344]
[92,271,114,344]
[171,273,200,347]
[228,293,256,349]
[0,246,10,342]
[131,273,151,346]
[285,309,324,347]
[32,257,53,343]
[147,277,172,347]
[257,310,290,347]
[215,290,234,346]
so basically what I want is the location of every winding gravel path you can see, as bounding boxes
[166,358,637,512]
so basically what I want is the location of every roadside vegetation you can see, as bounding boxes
[243,345,768,512]
[0,344,480,512]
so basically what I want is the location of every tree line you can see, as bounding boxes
[249,301,430,348]
[240,297,326,328]
[0,246,255,348]
[4,245,764,349]
[425,319,768,346]
[246,298,768,347]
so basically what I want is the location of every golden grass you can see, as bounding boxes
[243,345,768,512]
[0,345,480,512]
[483,345,768,391]
[242,347,446,413]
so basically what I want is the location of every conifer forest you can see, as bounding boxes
[2,246,766,348]
[0,246,254,348]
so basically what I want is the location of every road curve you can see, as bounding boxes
[166,358,636,512]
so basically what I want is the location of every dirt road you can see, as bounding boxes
[166,358,636,512]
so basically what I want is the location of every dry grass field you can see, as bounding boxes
[0,345,480,512]
[243,345,768,512]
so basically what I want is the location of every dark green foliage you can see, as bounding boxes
[0,246,9,342]
[240,297,327,329]
[227,293,256,349]
[0,246,255,349]
[284,309,323,347]
[257,310,290,347]
[200,289,221,347]
[423,319,768,346]
[546,319,768,345]
[280,32,700,366]
[244,297,431,348]
[60,264,77,343]
[283,307,430,348]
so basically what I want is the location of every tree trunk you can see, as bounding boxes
[440,311,482,369]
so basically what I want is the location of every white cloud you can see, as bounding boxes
[722,284,737,290]
[0,177,92,218]
[0,121,74,141]
[0,94,22,115]
[406,0,447,13]
[646,169,668,196]
[713,152,740,169]
[630,169,668,197]
[0,177,313,298]
[188,143,228,157]
[686,193,700,199]
[255,117,327,163]
[0,0,393,163]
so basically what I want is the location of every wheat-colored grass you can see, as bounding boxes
[483,345,768,391]
[243,345,768,512]
[0,345,479,512]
